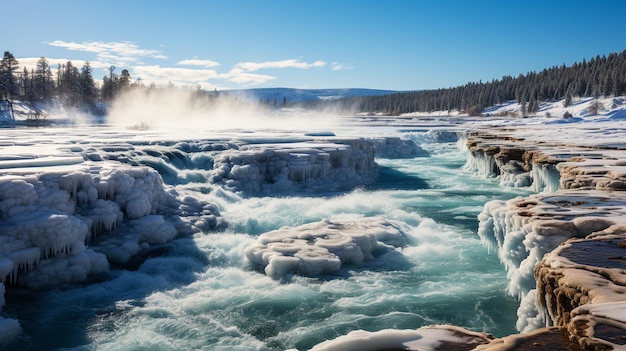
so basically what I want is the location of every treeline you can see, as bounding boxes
[0,51,252,120]
[0,51,166,115]
[301,50,626,115]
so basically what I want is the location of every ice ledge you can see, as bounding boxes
[209,137,378,195]
[470,131,626,350]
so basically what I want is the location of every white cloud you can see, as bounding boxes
[178,59,220,68]
[331,62,354,71]
[222,67,276,85]
[133,65,220,82]
[16,57,109,74]
[235,59,326,72]
[48,40,167,66]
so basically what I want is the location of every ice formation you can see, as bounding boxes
[245,217,410,278]
[464,138,560,192]
[470,124,626,343]
[0,127,403,341]
[477,192,623,331]
[0,163,187,287]
[210,137,378,195]
[0,139,221,334]
[370,136,429,159]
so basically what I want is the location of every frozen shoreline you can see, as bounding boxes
[462,121,626,349]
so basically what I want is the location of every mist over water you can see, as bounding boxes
[106,89,343,131]
[4,131,531,351]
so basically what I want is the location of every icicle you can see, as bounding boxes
[466,151,499,177]
[0,258,14,284]
[531,163,561,192]
[288,153,312,182]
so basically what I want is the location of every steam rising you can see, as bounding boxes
[106,88,343,131]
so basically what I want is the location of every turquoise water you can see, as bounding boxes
[4,135,530,351]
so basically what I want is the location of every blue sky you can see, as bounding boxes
[4,0,626,91]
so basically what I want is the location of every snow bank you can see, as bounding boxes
[245,217,410,278]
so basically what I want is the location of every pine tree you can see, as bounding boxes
[79,62,97,109]
[0,51,20,101]
[0,51,20,120]
[33,57,53,102]
[20,67,35,104]
[117,69,131,93]
[58,61,81,105]
[563,91,573,107]
[101,66,118,102]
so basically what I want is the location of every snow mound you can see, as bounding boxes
[245,217,410,278]
[0,164,183,287]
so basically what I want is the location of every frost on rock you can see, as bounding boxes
[245,217,410,279]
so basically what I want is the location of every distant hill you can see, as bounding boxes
[223,88,397,104]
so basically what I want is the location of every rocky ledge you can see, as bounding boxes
[466,131,626,351]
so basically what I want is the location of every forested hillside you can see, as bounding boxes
[303,50,626,115]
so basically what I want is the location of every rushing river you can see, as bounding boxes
[3,129,531,351]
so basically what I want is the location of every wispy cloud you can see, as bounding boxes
[331,62,354,71]
[17,57,111,72]
[134,65,276,86]
[223,67,275,85]
[235,59,326,72]
[48,40,167,65]
[178,59,220,68]
[133,65,220,83]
